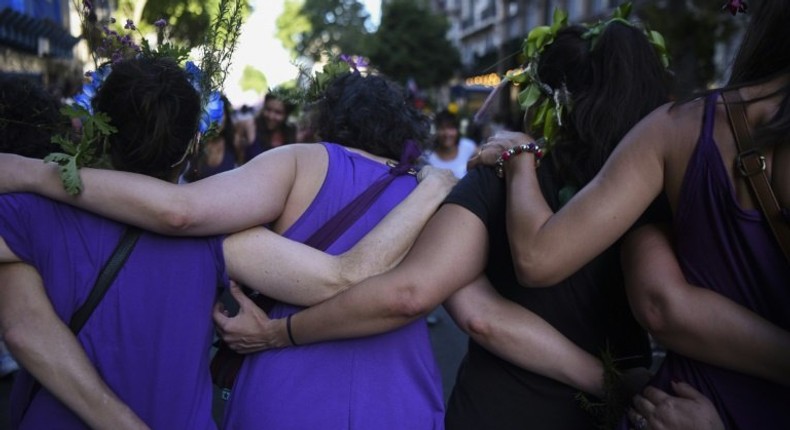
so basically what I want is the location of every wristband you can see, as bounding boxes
[495,141,544,178]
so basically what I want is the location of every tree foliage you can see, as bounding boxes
[368,0,460,88]
[239,65,268,94]
[275,0,371,61]
[115,0,250,49]
[638,0,742,96]
[276,0,312,58]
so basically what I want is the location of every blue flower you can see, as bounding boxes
[200,91,224,134]
[73,64,112,114]
[184,61,203,93]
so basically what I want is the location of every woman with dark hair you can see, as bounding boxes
[0,64,456,428]
[0,56,454,428]
[425,109,478,179]
[236,90,296,163]
[473,1,790,428]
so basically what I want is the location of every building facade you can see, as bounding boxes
[0,0,112,98]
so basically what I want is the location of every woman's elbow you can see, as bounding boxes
[385,284,435,320]
[631,292,676,340]
[512,257,561,287]
[462,315,495,341]
[157,199,196,233]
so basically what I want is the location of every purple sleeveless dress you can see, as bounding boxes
[622,93,790,429]
[0,193,226,429]
[223,143,445,430]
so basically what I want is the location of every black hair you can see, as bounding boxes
[540,23,670,188]
[723,0,790,148]
[434,109,460,129]
[94,56,201,180]
[0,76,66,158]
[313,72,430,160]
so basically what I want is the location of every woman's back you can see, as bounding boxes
[223,143,445,430]
[641,89,790,429]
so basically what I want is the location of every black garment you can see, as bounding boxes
[444,161,651,430]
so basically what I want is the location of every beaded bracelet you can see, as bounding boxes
[494,142,544,178]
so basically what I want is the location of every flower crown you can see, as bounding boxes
[46,0,243,195]
[292,53,368,106]
[480,3,669,152]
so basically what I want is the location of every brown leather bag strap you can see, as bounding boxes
[721,90,790,263]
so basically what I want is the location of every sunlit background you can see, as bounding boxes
[225,0,381,107]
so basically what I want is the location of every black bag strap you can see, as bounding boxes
[721,90,790,264]
[20,226,142,419]
[68,227,142,332]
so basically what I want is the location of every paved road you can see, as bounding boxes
[0,307,468,426]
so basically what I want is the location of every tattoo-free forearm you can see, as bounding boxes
[624,225,790,386]
[445,276,604,396]
[0,264,148,429]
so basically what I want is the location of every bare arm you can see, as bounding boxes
[223,167,457,306]
[223,203,490,351]
[623,224,790,385]
[444,276,604,396]
[0,144,314,235]
[483,107,671,286]
[0,263,148,430]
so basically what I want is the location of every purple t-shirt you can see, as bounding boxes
[0,193,228,429]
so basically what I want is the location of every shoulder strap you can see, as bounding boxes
[721,90,790,263]
[303,141,420,250]
[20,226,142,419]
[70,227,142,332]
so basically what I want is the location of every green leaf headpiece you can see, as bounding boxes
[502,2,669,152]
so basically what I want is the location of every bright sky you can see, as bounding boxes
[224,0,381,107]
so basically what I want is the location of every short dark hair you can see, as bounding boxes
[0,76,66,158]
[434,109,460,129]
[94,57,201,180]
[313,73,430,160]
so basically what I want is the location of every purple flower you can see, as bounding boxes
[111,52,123,63]
[722,0,748,15]
[124,19,136,30]
[154,18,167,28]
[339,54,368,72]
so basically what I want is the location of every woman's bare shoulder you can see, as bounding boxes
[630,99,707,149]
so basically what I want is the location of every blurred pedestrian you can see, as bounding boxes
[235,89,296,163]
[424,109,478,179]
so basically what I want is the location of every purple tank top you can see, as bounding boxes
[223,143,445,430]
[648,93,790,428]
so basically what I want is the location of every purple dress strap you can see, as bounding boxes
[304,139,421,250]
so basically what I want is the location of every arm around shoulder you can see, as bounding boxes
[623,224,790,386]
